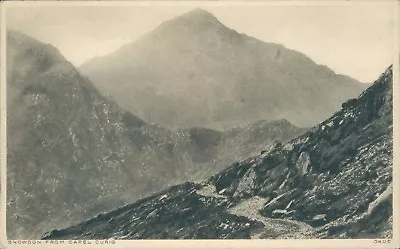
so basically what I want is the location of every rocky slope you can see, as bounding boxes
[175,119,308,180]
[43,65,393,239]
[80,8,368,130]
[6,30,303,239]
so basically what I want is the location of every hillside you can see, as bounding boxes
[43,65,393,239]
[6,30,303,239]
[80,8,368,130]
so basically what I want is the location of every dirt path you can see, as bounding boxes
[228,196,315,239]
[196,184,315,239]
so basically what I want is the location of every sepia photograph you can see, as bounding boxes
[0,0,399,247]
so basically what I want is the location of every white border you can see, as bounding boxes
[1,0,398,7]
[0,1,399,249]
[1,1,8,247]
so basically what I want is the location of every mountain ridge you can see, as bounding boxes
[80,8,368,130]
[42,65,393,240]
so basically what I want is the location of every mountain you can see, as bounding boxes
[6,30,304,239]
[203,119,308,179]
[43,66,393,239]
[80,8,368,130]
[7,30,157,239]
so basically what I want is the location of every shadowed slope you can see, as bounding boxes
[43,66,393,240]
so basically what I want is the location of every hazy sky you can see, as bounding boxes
[5,1,397,83]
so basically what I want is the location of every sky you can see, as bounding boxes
[5,1,397,83]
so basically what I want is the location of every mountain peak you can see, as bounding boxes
[184,8,216,18]
[79,7,366,130]
[167,8,222,27]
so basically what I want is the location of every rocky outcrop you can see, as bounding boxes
[295,152,310,176]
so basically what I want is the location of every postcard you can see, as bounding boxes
[0,1,399,248]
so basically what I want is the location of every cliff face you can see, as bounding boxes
[6,30,304,239]
[80,9,367,130]
[43,66,393,240]
[7,30,150,239]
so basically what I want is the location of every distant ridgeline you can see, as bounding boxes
[80,8,368,130]
[43,66,393,240]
